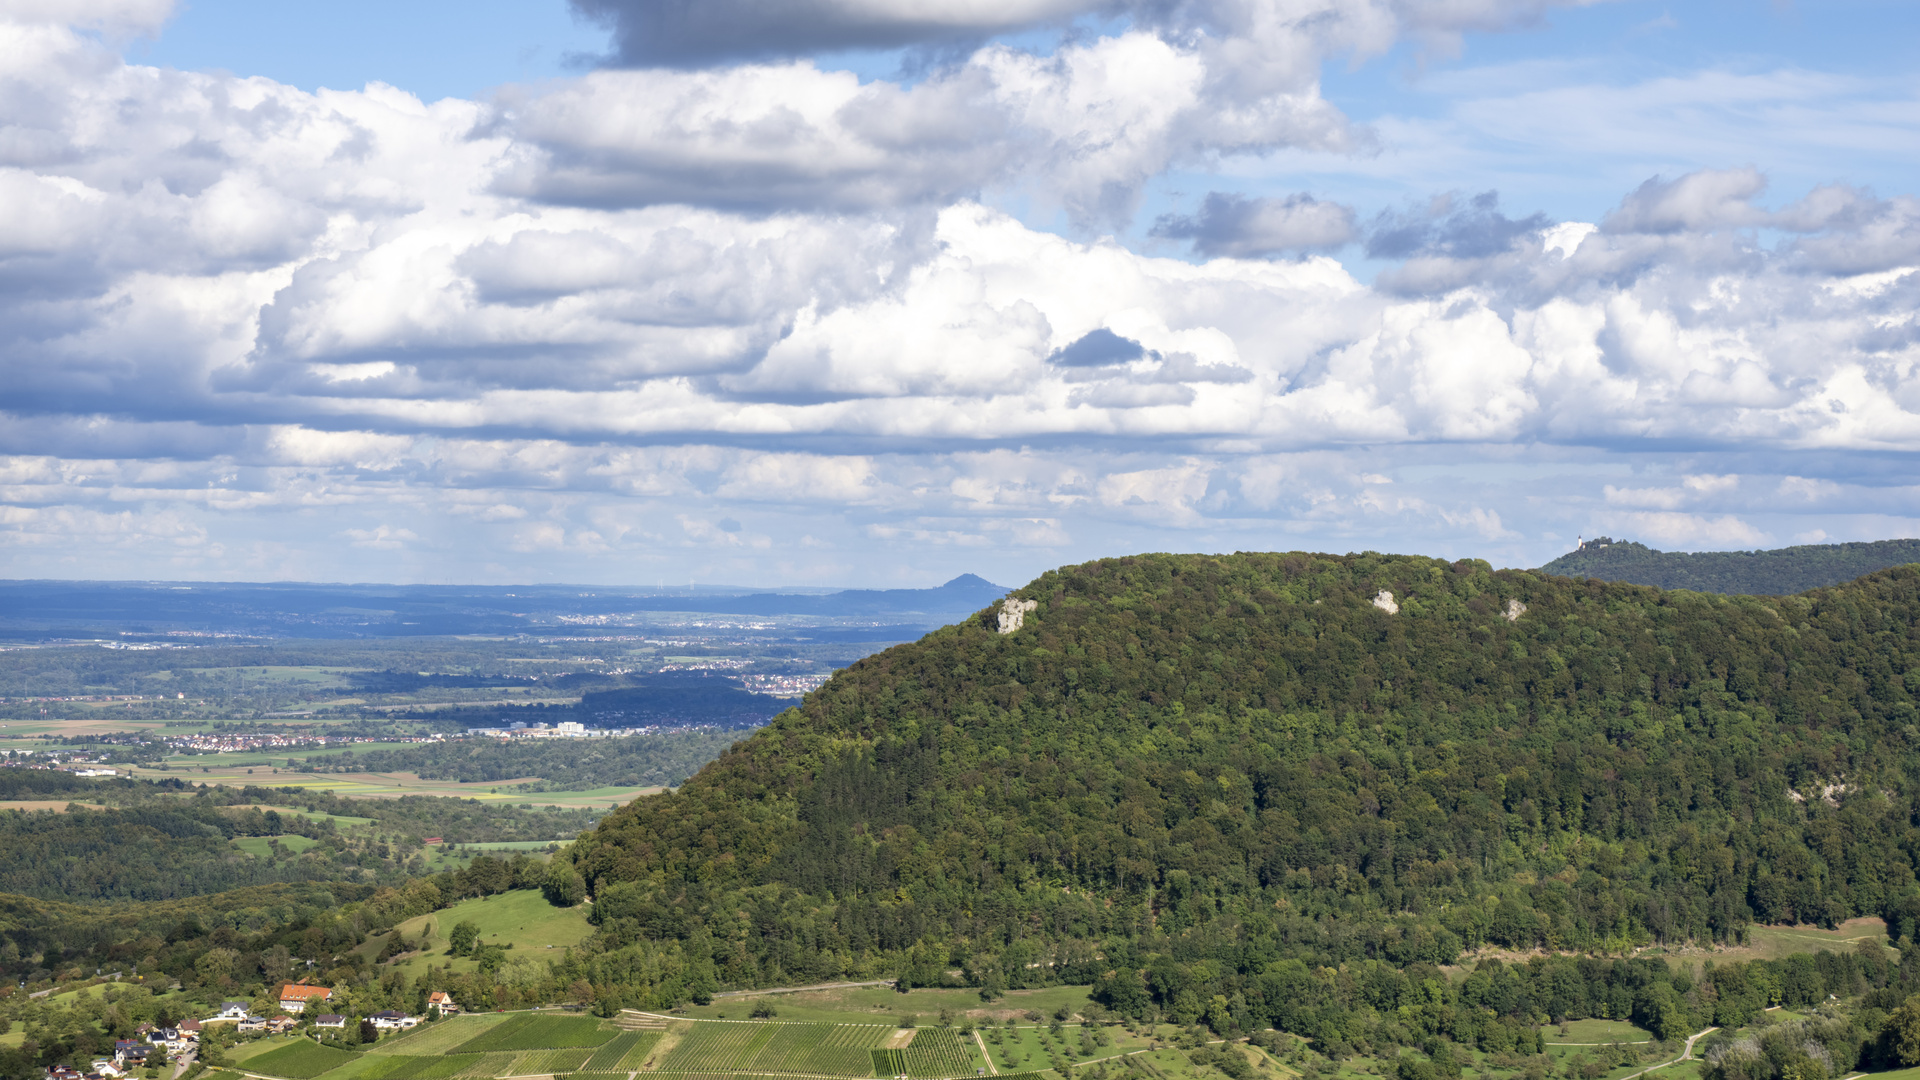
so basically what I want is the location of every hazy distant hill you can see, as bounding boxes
[1537,536,1920,594]
[0,573,1009,639]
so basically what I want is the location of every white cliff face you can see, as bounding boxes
[1505,598,1527,622]
[998,596,1038,633]
[1372,590,1399,614]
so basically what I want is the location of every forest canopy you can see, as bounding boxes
[561,550,1920,1013]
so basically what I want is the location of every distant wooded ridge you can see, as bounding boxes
[1537,536,1920,595]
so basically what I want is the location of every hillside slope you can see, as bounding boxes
[564,551,1920,1008]
[1537,536,1920,594]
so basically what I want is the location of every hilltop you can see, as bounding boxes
[564,549,1920,1012]
[1537,536,1920,594]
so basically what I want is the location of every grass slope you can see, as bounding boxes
[381,889,592,978]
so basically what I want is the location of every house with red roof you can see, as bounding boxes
[278,983,333,1014]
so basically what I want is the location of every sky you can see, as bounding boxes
[2,0,1919,589]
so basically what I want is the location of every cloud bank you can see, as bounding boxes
[1,0,1918,585]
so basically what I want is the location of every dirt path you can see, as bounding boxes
[1620,1027,1718,1080]
[974,1030,997,1076]
[713,980,897,999]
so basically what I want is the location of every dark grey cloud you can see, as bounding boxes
[1049,328,1148,366]
[1151,192,1356,258]
[1365,190,1550,260]
[568,0,1095,67]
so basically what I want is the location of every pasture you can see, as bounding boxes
[1541,1019,1653,1044]
[233,833,322,857]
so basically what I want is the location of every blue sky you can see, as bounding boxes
[4,0,1919,587]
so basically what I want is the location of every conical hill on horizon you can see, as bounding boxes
[561,548,1920,1017]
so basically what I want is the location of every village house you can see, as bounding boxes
[426,991,459,1015]
[368,1010,419,1031]
[211,1002,250,1022]
[312,1014,347,1031]
[278,982,333,1014]
[237,1015,267,1033]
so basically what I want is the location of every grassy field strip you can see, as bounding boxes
[971,1032,995,1077]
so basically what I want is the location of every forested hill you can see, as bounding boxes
[1537,536,1920,594]
[564,550,1920,1007]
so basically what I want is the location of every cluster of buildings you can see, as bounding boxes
[738,673,829,696]
[45,986,462,1080]
[462,720,683,738]
[156,730,417,755]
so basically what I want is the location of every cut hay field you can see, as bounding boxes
[123,760,662,809]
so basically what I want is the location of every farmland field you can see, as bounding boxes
[659,1023,776,1073]
[456,1053,520,1077]
[509,1048,594,1074]
[898,1028,979,1078]
[753,1023,891,1076]
[451,1013,616,1053]
[583,1032,660,1071]
[371,1015,510,1055]
[247,1038,366,1079]
[358,1056,474,1080]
